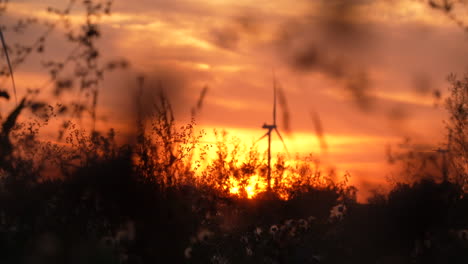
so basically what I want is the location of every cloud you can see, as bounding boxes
[270,1,380,112]
[209,27,240,50]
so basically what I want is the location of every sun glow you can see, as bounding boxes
[228,174,267,199]
[179,125,395,199]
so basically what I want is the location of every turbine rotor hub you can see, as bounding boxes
[262,124,276,130]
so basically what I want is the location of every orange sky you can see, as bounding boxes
[2,0,467,199]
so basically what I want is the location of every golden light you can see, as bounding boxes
[228,174,267,199]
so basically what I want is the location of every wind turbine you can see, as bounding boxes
[257,76,288,192]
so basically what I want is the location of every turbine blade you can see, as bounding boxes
[255,131,269,144]
[277,84,291,134]
[274,128,288,153]
[273,71,277,126]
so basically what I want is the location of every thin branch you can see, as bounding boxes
[0,28,17,105]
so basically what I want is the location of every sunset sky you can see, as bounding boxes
[3,0,468,198]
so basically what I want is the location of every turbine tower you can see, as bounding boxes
[257,76,288,192]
